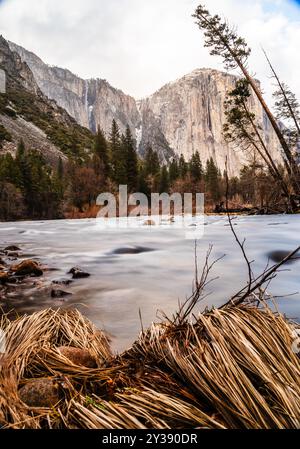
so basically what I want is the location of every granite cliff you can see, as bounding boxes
[7,40,282,174]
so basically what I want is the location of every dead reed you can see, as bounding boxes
[0,301,299,429]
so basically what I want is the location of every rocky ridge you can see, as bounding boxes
[7,39,283,174]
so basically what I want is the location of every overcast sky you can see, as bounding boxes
[0,0,299,103]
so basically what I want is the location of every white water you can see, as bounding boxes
[1,215,300,352]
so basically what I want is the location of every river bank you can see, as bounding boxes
[0,301,299,429]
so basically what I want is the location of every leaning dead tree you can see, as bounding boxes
[223,79,293,211]
[193,4,300,211]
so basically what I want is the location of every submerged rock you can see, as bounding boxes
[112,246,155,255]
[57,346,97,368]
[19,379,61,408]
[267,250,299,264]
[68,267,90,279]
[6,251,19,258]
[4,245,20,252]
[143,220,156,226]
[52,278,73,286]
[10,260,43,277]
[51,289,72,298]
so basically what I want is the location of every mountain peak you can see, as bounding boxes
[2,39,282,173]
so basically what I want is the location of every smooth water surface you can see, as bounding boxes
[1,215,299,352]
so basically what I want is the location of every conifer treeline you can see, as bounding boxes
[0,119,276,220]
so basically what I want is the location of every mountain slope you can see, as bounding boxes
[9,41,141,134]
[0,36,94,164]
[8,40,282,174]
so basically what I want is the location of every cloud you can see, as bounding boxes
[0,0,299,104]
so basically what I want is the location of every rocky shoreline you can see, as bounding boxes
[0,245,90,305]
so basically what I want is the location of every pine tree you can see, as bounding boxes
[169,159,179,184]
[124,125,138,191]
[15,140,32,205]
[178,154,188,178]
[110,120,127,185]
[0,153,17,183]
[143,147,160,192]
[57,156,64,181]
[159,165,169,193]
[54,156,64,199]
[205,157,221,202]
[189,151,203,181]
[94,126,110,179]
[138,164,151,197]
[144,147,160,176]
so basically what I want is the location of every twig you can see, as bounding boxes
[225,156,253,296]
[222,245,300,308]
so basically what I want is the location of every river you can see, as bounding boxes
[1,214,299,352]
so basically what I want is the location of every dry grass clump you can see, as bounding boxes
[0,302,299,429]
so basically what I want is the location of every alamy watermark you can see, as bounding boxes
[0,69,6,94]
[96,185,205,239]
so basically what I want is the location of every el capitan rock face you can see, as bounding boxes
[138,69,283,174]
[8,41,282,174]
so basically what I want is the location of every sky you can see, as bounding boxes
[0,0,299,103]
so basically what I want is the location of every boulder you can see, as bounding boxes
[10,260,43,277]
[68,267,90,279]
[19,378,61,408]
[57,346,97,368]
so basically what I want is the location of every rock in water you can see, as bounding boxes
[68,267,90,279]
[143,220,156,226]
[0,272,9,284]
[51,289,72,298]
[57,346,97,368]
[52,278,73,286]
[4,245,20,252]
[267,250,299,264]
[6,251,19,258]
[10,260,43,277]
[112,246,154,255]
[19,379,61,407]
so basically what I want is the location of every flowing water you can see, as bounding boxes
[1,215,300,352]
